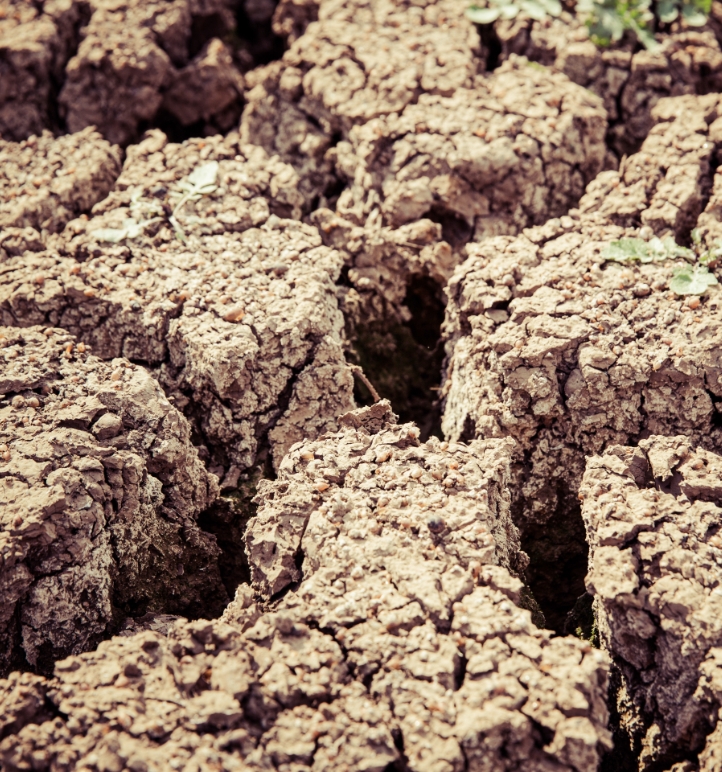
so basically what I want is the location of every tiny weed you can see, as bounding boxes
[577,0,710,50]
[602,230,721,296]
[466,0,561,24]
[169,161,219,242]
[90,161,219,245]
[90,189,164,243]
[466,0,711,50]
[602,236,692,263]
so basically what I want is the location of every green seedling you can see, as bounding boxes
[90,162,219,245]
[169,161,219,241]
[602,236,692,262]
[90,189,164,243]
[669,263,719,295]
[603,231,720,296]
[576,0,709,50]
[466,0,561,24]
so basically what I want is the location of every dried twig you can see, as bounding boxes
[349,365,380,403]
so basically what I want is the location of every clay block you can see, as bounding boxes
[0,0,83,141]
[0,127,121,234]
[441,93,722,530]
[0,131,354,475]
[581,437,722,769]
[0,325,222,674]
[0,404,612,771]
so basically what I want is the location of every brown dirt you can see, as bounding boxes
[0,403,612,772]
[581,437,722,770]
[3,0,722,768]
[0,325,222,676]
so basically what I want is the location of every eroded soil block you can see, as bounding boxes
[0,131,354,476]
[0,127,121,236]
[0,0,84,141]
[58,0,245,145]
[442,93,722,528]
[495,16,722,156]
[581,437,722,770]
[0,403,611,771]
[0,326,222,675]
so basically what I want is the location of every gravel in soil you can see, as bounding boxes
[0,403,612,772]
[0,325,223,676]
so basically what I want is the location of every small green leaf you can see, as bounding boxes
[499,3,520,17]
[656,0,679,20]
[188,161,219,189]
[466,5,501,22]
[681,3,708,22]
[520,0,548,18]
[602,236,691,263]
[670,265,719,295]
[91,227,129,243]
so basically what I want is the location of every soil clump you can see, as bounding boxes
[492,14,722,158]
[441,92,722,628]
[0,127,121,235]
[0,403,612,772]
[581,437,722,770]
[0,131,354,478]
[0,325,223,676]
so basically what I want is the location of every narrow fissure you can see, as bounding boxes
[197,464,267,599]
[349,274,445,441]
[519,485,590,635]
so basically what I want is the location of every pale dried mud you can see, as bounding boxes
[1,0,722,770]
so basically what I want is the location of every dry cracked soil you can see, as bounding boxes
[3,1,722,771]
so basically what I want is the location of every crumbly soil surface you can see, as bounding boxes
[581,437,722,771]
[2,0,722,769]
[0,403,613,772]
[0,325,222,676]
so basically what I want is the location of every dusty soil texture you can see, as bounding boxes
[0,127,121,236]
[581,437,722,770]
[0,0,291,146]
[0,403,612,772]
[0,325,223,677]
[0,0,86,141]
[57,0,244,145]
[440,92,722,629]
[241,0,483,204]
[493,14,722,158]
[0,131,354,477]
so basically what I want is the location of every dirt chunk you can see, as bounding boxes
[58,0,244,146]
[496,16,722,157]
[332,56,606,240]
[241,0,484,202]
[442,93,722,529]
[581,437,722,769]
[440,93,722,629]
[0,404,612,771]
[0,128,121,235]
[0,0,85,141]
[0,325,223,676]
[0,132,354,475]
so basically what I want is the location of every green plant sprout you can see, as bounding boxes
[89,162,219,244]
[466,0,711,50]
[90,189,164,243]
[466,0,561,24]
[602,230,721,296]
[602,235,692,263]
[577,0,710,50]
[168,161,219,241]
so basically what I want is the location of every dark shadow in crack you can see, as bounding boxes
[520,487,589,635]
[350,275,445,441]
